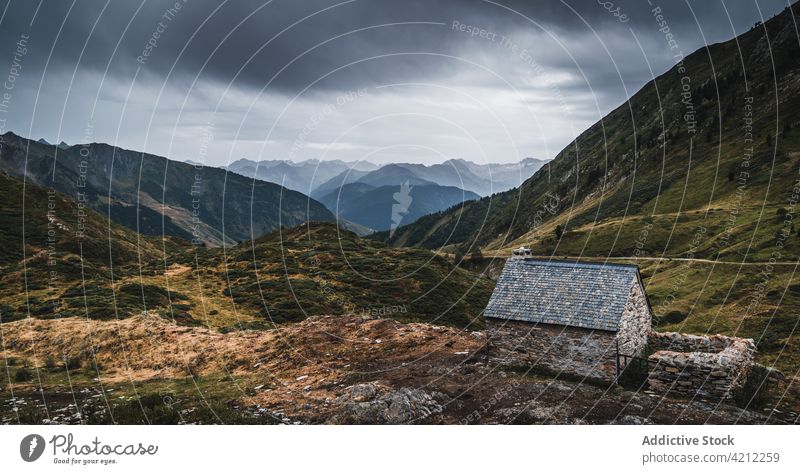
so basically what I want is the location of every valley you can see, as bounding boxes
[1,2,799,427]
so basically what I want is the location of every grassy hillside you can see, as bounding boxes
[178,222,494,329]
[0,173,493,329]
[0,171,190,323]
[614,258,797,373]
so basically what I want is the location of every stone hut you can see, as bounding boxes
[484,257,652,382]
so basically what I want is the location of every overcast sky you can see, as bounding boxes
[0,0,791,165]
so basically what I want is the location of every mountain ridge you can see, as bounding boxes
[0,132,335,246]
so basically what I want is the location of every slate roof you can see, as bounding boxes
[483,258,641,332]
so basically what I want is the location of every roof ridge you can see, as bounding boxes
[514,258,639,271]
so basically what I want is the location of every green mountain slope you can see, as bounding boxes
[0,171,190,322]
[0,133,334,246]
[204,222,493,328]
[382,3,800,263]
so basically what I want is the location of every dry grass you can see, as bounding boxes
[0,313,479,387]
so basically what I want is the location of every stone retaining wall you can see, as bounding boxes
[647,331,756,400]
[648,331,736,353]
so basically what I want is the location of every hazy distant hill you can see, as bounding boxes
[309,168,372,199]
[354,164,436,187]
[226,158,378,194]
[229,156,546,233]
[319,182,479,231]
[395,158,547,196]
[311,158,546,198]
[311,161,528,231]
[0,133,334,246]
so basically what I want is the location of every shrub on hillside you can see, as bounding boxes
[14,367,33,382]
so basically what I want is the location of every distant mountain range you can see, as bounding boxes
[0,133,544,243]
[227,157,546,198]
[227,157,546,233]
[0,133,334,246]
[226,158,379,195]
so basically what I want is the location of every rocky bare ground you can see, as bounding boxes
[1,314,797,424]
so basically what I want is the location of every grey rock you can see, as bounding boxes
[331,383,443,424]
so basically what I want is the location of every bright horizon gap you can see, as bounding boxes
[29,133,548,167]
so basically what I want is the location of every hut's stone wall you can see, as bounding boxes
[616,279,651,357]
[485,318,618,382]
[647,332,756,400]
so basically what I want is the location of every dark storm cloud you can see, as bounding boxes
[0,0,792,164]
[0,0,790,93]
